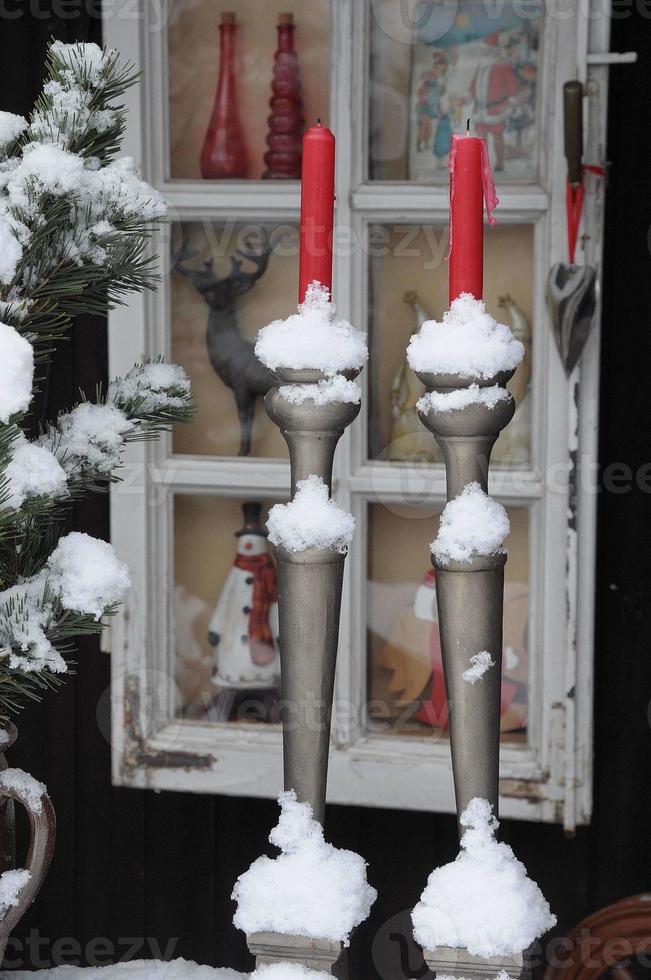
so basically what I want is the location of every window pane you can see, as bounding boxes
[367,501,529,743]
[367,222,533,466]
[174,495,280,723]
[369,0,543,182]
[170,221,294,459]
[168,0,331,180]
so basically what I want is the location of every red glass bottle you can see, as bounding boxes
[201,12,249,180]
[262,12,304,179]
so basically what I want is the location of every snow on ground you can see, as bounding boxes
[462,651,495,685]
[431,483,510,565]
[266,476,355,554]
[0,322,33,422]
[8,963,244,979]
[252,966,330,980]
[278,375,361,406]
[232,790,376,945]
[412,798,555,957]
[417,384,510,415]
[255,283,368,375]
[407,294,523,380]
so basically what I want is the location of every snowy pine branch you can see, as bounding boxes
[0,41,192,723]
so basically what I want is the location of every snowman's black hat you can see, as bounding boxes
[235,501,267,538]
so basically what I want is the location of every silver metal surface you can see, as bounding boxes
[274,547,345,825]
[247,931,348,978]
[263,378,358,825]
[418,370,515,833]
[265,389,360,494]
[422,943,526,980]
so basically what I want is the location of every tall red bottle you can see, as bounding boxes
[201,12,249,180]
[263,12,304,179]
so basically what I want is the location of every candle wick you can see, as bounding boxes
[466,118,470,134]
[316,117,321,126]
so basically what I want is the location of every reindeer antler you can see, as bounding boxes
[229,228,273,298]
[174,239,219,288]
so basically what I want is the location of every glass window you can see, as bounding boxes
[367,222,534,466]
[168,0,331,180]
[367,501,530,744]
[174,494,280,724]
[369,0,543,182]
[170,221,296,459]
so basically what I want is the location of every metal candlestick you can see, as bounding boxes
[265,368,360,825]
[415,368,516,829]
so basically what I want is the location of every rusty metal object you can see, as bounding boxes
[0,726,57,964]
[544,894,651,980]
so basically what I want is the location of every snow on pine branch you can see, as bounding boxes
[0,40,165,339]
[411,797,556,957]
[232,790,376,945]
[0,531,130,675]
[0,322,33,423]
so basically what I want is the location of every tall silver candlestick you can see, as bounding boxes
[415,368,516,828]
[265,368,360,825]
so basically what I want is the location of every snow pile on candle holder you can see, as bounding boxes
[462,651,495,685]
[266,476,355,554]
[232,790,376,944]
[431,483,509,565]
[417,384,510,415]
[278,375,361,406]
[255,283,368,375]
[0,322,34,423]
[407,294,523,380]
[412,797,555,957]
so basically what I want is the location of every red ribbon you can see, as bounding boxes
[566,165,606,265]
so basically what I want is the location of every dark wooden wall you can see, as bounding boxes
[1,4,650,976]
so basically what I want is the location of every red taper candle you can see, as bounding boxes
[449,134,484,302]
[298,122,335,303]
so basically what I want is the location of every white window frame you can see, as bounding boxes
[103,0,611,829]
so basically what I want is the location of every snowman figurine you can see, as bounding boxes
[208,502,280,690]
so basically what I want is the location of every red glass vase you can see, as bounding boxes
[262,12,304,179]
[200,12,249,180]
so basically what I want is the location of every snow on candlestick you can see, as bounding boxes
[0,40,193,724]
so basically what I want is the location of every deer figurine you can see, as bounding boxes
[175,229,275,456]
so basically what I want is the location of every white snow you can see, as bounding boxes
[0,575,68,675]
[233,790,376,945]
[0,727,9,745]
[462,651,495,685]
[0,110,28,150]
[255,283,368,376]
[266,476,355,554]
[278,375,361,406]
[0,322,33,422]
[9,963,244,979]
[411,797,556,957]
[0,766,46,813]
[0,867,31,916]
[0,215,23,285]
[108,360,192,413]
[46,531,131,619]
[417,384,511,415]
[49,41,111,86]
[44,401,134,475]
[431,483,510,565]
[406,294,524,380]
[252,967,330,980]
[4,431,69,509]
